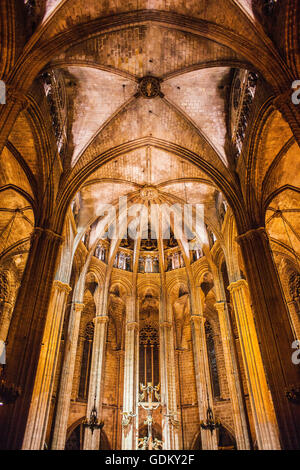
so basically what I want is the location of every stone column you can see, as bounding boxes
[0,301,13,342]
[122,309,139,450]
[190,311,218,450]
[0,227,63,450]
[115,349,125,449]
[228,279,280,449]
[237,227,300,449]
[122,295,138,450]
[51,302,85,450]
[83,315,109,450]
[189,283,218,450]
[159,320,179,450]
[22,280,72,449]
[214,301,251,450]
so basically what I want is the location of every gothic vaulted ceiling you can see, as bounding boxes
[1,0,299,264]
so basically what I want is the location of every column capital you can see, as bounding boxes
[31,227,64,244]
[94,315,109,324]
[214,301,226,311]
[190,314,205,323]
[72,302,85,313]
[228,279,249,293]
[236,227,267,244]
[53,280,72,295]
[159,321,172,329]
[126,321,139,330]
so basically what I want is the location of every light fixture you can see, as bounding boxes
[200,392,220,434]
[83,396,104,435]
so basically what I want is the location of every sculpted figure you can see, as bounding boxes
[173,293,190,349]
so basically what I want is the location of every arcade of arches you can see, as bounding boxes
[0,0,299,451]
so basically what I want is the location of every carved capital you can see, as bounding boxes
[214,301,226,312]
[159,321,172,329]
[94,315,109,324]
[190,314,205,322]
[236,227,267,245]
[53,280,72,295]
[31,227,64,244]
[228,279,249,294]
[126,321,139,331]
[72,302,85,313]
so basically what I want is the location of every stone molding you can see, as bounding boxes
[126,321,139,330]
[94,315,109,324]
[236,226,267,243]
[227,279,249,293]
[31,227,64,243]
[53,280,72,295]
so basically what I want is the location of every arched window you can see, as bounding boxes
[139,321,159,387]
[205,321,220,399]
[78,321,94,400]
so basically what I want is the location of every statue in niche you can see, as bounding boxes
[125,254,131,271]
[100,246,106,262]
[139,257,145,273]
[172,252,180,270]
[140,292,159,322]
[82,228,91,248]
[166,255,172,271]
[145,256,153,273]
[113,254,118,268]
[108,288,125,350]
[179,253,184,268]
[193,248,203,262]
[70,195,80,226]
[94,245,100,258]
[152,257,159,273]
[118,252,126,270]
[173,293,191,350]
[94,244,106,262]
[219,203,225,224]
